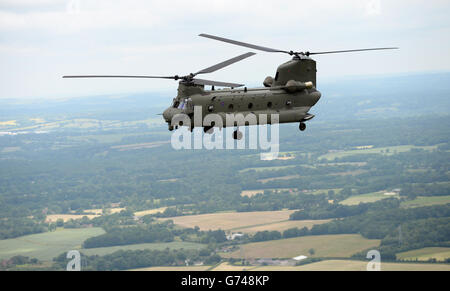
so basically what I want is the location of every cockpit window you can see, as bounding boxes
[274,71,279,81]
[172,99,180,108]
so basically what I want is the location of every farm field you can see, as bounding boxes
[318,145,438,161]
[396,247,450,262]
[210,262,257,271]
[233,219,331,234]
[253,260,450,271]
[129,260,450,271]
[220,234,380,259]
[159,210,296,231]
[134,207,168,217]
[339,191,399,205]
[81,241,205,257]
[129,265,211,271]
[0,228,105,261]
[400,196,450,208]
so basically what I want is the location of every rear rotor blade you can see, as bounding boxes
[192,78,244,88]
[199,33,289,54]
[307,47,398,56]
[63,75,178,79]
[195,52,255,75]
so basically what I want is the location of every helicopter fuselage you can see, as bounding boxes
[162,82,321,131]
[163,56,321,132]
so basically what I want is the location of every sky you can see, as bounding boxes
[0,0,449,100]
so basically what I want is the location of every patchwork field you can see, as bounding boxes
[339,191,399,205]
[129,260,450,271]
[0,228,105,261]
[233,219,331,234]
[400,196,450,208]
[396,247,450,262]
[159,210,297,231]
[130,265,211,271]
[220,234,380,259]
[211,262,257,271]
[319,145,438,161]
[111,141,170,151]
[81,241,205,257]
[253,260,450,271]
[134,207,168,217]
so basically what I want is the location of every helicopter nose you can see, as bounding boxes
[162,108,172,122]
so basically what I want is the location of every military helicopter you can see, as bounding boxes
[64,34,397,139]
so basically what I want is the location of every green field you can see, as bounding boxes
[396,247,450,262]
[81,241,206,257]
[400,196,450,208]
[319,145,438,161]
[0,228,105,261]
[340,191,399,205]
[221,234,380,259]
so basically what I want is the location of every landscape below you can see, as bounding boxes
[0,72,449,270]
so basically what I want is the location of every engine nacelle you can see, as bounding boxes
[283,80,313,93]
[263,76,274,87]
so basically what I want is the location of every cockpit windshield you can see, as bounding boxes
[178,99,186,110]
[172,98,180,108]
[172,98,192,111]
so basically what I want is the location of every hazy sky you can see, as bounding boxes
[0,0,449,99]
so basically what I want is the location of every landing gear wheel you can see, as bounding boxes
[233,130,243,140]
[203,126,214,134]
[299,122,306,131]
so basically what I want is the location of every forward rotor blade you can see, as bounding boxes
[199,33,289,54]
[195,52,256,75]
[307,47,399,55]
[63,75,177,79]
[192,78,244,88]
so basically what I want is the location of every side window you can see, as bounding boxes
[228,104,234,110]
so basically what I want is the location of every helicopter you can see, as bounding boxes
[63,34,397,139]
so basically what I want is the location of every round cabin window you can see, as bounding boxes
[228,104,234,110]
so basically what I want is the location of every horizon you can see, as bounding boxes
[1,0,450,100]
[1,69,449,102]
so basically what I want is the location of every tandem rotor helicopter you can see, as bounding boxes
[64,34,397,139]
